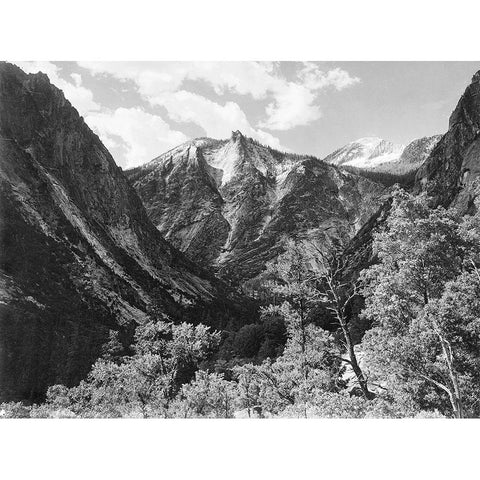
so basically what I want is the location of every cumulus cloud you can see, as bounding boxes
[13,61,360,167]
[151,90,286,150]
[260,63,361,131]
[86,107,188,169]
[79,61,361,133]
[79,61,279,99]
[298,63,361,91]
[14,61,189,168]
[261,82,321,131]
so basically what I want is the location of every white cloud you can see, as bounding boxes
[14,61,361,167]
[261,83,321,131]
[260,63,361,131]
[14,62,188,168]
[86,107,188,168]
[79,61,361,133]
[78,61,278,99]
[15,61,101,116]
[299,63,361,91]
[151,90,286,150]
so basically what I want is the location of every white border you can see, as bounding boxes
[0,419,478,479]
[1,0,480,60]
[1,1,479,478]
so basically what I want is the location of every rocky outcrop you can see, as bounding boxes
[396,135,442,173]
[415,71,480,213]
[127,132,388,284]
[0,63,253,402]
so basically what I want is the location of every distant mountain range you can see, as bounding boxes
[323,135,441,174]
[126,132,387,284]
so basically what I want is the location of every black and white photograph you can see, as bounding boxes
[1,1,479,478]
[3,59,480,420]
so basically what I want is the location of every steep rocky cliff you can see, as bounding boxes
[0,63,252,402]
[415,71,480,213]
[127,132,387,284]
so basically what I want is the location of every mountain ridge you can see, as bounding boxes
[324,135,441,175]
[127,131,388,284]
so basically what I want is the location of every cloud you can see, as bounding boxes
[299,63,361,91]
[150,90,286,150]
[15,61,101,116]
[79,61,361,133]
[260,63,361,131]
[78,61,278,99]
[14,61,360,167]
[261,83,322,131]
[86,107,189,168]
[14,61,188,168]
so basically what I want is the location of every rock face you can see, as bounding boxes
[127,132,387,284]
[415,71,480,213]
[396,135,442,174]
[324,135,441,175]
[0,63,252,402]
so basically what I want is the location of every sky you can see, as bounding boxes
[14,61,480,169]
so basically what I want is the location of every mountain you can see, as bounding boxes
[396,135,442,173]
[415,71,480,213]
[323,137,405,170]
[126,131,387,285]
[0,63,252,402]
[324,135,440,176]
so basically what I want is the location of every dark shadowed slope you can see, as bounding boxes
[0,63,253,402]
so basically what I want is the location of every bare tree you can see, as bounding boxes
[313,244,375,400]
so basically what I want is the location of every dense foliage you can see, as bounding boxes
[3,189,480,418]
[342,165,417,188]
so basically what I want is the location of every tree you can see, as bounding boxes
[175,371,236,418]
[232,323,265,358]
[263,240,322,372]
[360,189,480,417]
[38,321,221,418]
[313,242,375,399]
[235,301,341,417]
[232,363,263,417]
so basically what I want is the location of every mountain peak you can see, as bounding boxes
[231,130,244,140]
[353,136,383,146]
[324,137,405,169]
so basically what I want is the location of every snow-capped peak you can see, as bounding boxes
[323,137,405,169]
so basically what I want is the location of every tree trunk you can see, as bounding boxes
[437,332,464,418]
[340,320,375,400]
